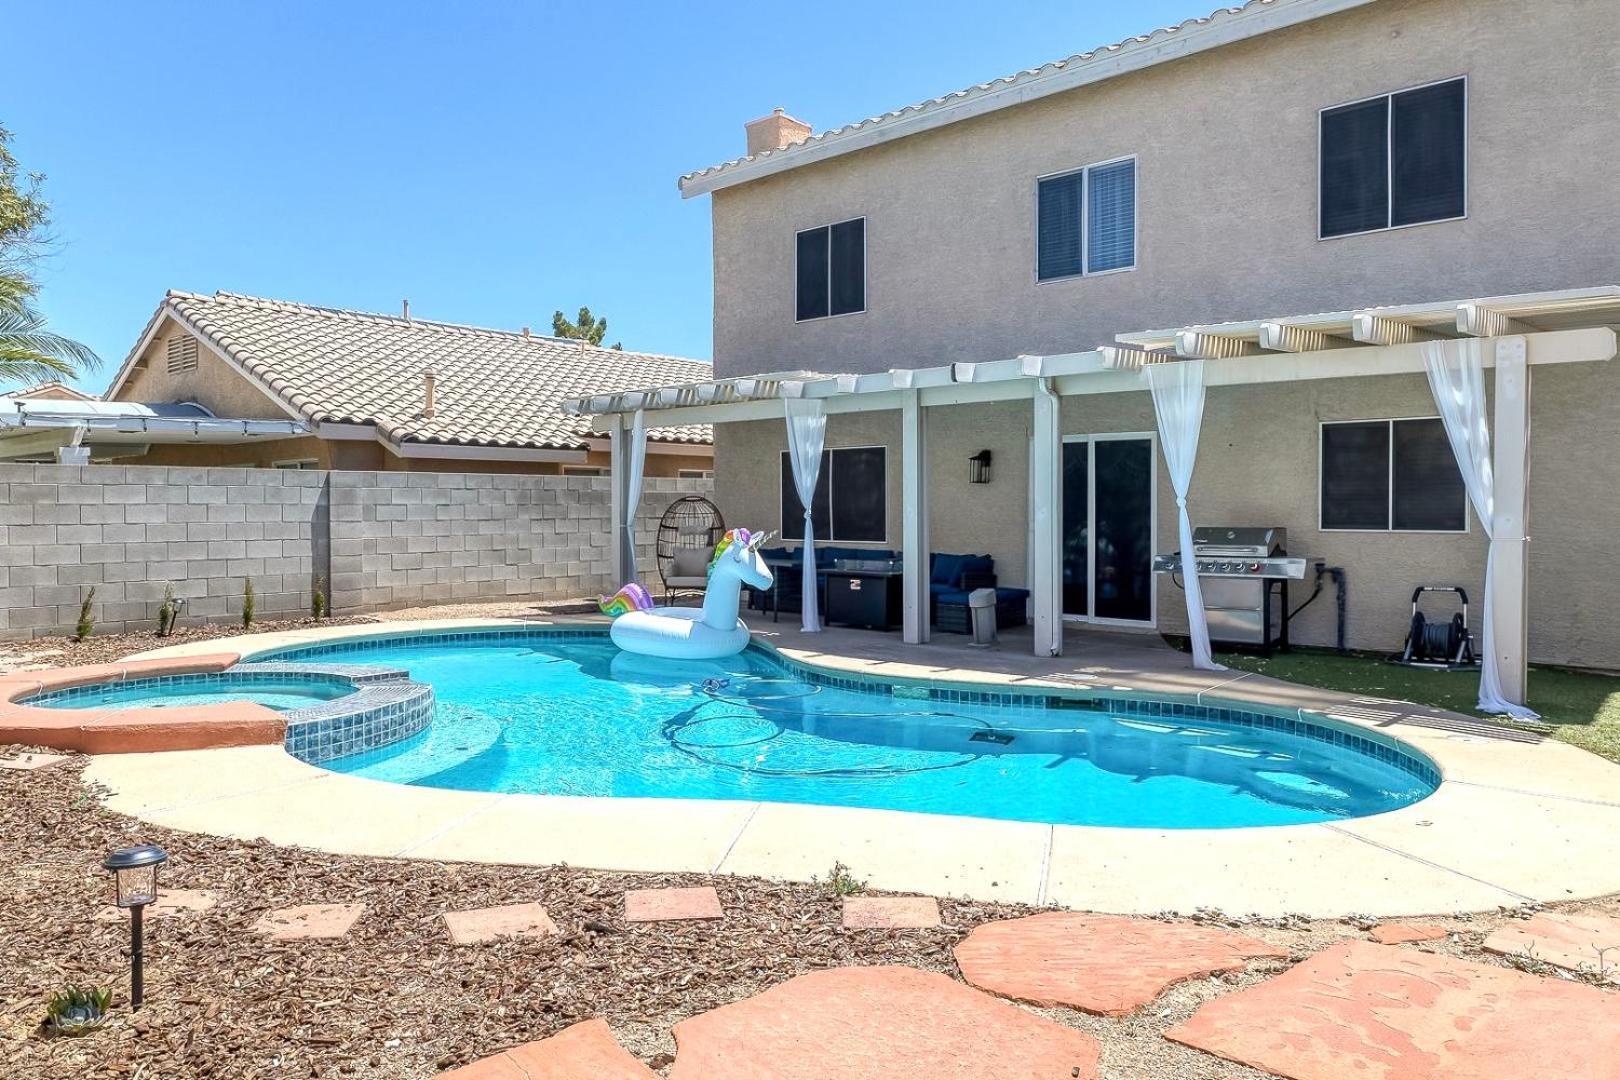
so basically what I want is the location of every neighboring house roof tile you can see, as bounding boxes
[1,381,98,401]
[113,291,713,450]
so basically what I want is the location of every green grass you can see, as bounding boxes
[1219,651,1620,764]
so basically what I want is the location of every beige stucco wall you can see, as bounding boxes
[713,356,1620,669]
[709,0,1619,376]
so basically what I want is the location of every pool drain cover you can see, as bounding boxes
[970,731,1014,746]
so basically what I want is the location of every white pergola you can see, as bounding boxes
[563,286,1620,709]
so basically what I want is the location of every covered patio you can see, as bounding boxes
[564,285,1620,716]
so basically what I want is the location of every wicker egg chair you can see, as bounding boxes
[655,495,727,602]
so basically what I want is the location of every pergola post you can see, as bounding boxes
[901,391,930,644]
[1491,336,1532,706]
[1030,379,1063,656]
[607,413,629,584]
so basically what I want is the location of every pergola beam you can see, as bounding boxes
[1258,321,1354,353]
[1457,301,1536,338]
[1174,330,1262,359]
[1350,312,1447,346]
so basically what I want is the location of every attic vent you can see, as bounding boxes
[166,335,199,375]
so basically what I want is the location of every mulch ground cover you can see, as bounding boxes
[0,617,380,674]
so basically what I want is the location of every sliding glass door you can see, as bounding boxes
[1061,434,1155,625]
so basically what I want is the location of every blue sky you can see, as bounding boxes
[9,0,1208,391]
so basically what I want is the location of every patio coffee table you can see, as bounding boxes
[824,558,904,631]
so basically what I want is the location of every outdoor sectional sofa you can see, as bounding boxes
[749,547,1029,632]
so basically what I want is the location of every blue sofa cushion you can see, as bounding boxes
[931,553,963,586]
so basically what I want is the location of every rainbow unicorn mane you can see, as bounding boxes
[598,581,655,618]
[707,527,756,578]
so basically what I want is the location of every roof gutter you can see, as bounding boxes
[0,409,307,440]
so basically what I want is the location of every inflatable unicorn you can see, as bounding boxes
[599,528,774,660]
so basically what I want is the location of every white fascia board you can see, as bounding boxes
[679,0,1376,198]
[315,421,380,441]
[580,437,714,457]
[386,440,590,463]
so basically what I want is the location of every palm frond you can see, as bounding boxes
[0,272,100,383]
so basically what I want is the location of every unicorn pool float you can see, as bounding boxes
[599,528,774,660]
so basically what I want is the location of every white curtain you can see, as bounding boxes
[1422,340,1538,720]
[784,397,828,633]
[1147,360,1224,672]
[618,408,647,582]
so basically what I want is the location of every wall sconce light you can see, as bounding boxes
[969,450,992,484]
[102,844,168,1010]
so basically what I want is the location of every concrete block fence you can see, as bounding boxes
[0,464,712,640]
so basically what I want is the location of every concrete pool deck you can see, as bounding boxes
[79,616,1620,917]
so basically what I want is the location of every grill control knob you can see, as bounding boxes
[1196,561,1210,573]
[1249,561,1261,572]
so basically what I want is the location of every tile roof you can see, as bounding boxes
[1,380,97,401]
[679,0,1371,196]
[119,291,712,449]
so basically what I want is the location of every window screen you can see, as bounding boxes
[1038,159,1135,280]
[1320,78,1465,238]
[1037,172,1084,281]
[1086,159,1136,273]
[1321,421,1391,529]
[1391,419,1467,530]
[1321,419,1467,531]
[796,218,864,320]
[781,447,886,542]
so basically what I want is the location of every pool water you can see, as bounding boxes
[29,677,352,713]
[285,635,1435,829]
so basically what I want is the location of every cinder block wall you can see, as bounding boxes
[0,464,713,640]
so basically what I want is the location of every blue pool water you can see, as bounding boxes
[279,633,1437,829]
[29,675,352,713]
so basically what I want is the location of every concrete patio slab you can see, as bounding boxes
[439,1019,657,1079]
[668,965,1100,1079]
[623,886,723,923]
[954,911,1287,1016]
[841,896,941,929]
[1483,911,1620,981]
[253,902,365,941]
[1165,941,1620,1080]
[443,902,559,946]
[95,888,219,922]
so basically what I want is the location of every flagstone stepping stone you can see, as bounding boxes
[443,901,559,945]
[439,1018,657,1079]
[0,752,69,771]
[668,965,1099,1079]
[1483,911,1620,981]
[95,888,219,922]
[1165,940,1620,1080]
[842,895,941,929]
[253,902,365,941]
[623,886,723,923]
[953,911,1287,1016]
[1369,923,1450,945]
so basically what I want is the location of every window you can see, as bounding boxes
[1320,419,1467,531]
[796,218,865,320]
[272,459,318,470]
[562,465,608,476]
[1037,157,1136,281]
[1320,77,1465,238]
[780,446,886,543]
[678,468,714,479]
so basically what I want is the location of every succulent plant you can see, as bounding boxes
[45,984,112,1035]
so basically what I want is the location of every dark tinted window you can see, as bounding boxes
[1321,421,1391,529]
[829,219,865,316]
[795,226,830,320]
[1391,419,1467,530]
[1391,79,1465,227]
[780,447,886,542]
[1320,97,1389,238]
[780,451,831,541]
[1037,172,1085,280]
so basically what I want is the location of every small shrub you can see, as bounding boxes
[817,860,866,898]
[74,587,96,641]
[241,579,255,628]
[156,583,176,637]
[45,984,112,1035]
[311,575,327,620]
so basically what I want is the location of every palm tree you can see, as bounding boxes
[0,270,98,385]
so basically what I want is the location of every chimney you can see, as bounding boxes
[745,108,812,156]
[521,326,531,339]
[402,298,411,322]
[422,370,437,418]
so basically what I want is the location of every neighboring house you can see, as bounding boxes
[570,0,1620,679]
[1,381,98,402]
[84,290,713,474]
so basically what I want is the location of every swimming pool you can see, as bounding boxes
[27,672,355,713]
[263,630,1438,829]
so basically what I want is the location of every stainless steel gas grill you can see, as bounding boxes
[1152,527,1308,652]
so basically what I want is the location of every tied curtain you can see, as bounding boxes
[1421,340,1539,720]
[1146,360,1224,672]
[618,408,647,582]
[784,397,828,633]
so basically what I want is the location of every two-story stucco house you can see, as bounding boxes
[569,0,1620,697]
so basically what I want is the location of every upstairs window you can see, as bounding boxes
[1037,157,1136,281]
[1320,77,1466,238]
[1320,419,1467,532]
[796,218,865,320]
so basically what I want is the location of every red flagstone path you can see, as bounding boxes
[443,901,559,945]
[841,895,941,929]
[95,888,219,922]
[1369,923,1449,945]
[253,902,365,941]
[622,886,723,923]
[439,1019,657,1079]
[1166,940,1620,1080]
[668,965,1100,1079]
[954,911,1288,1016]
[1483,911,1620,982]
